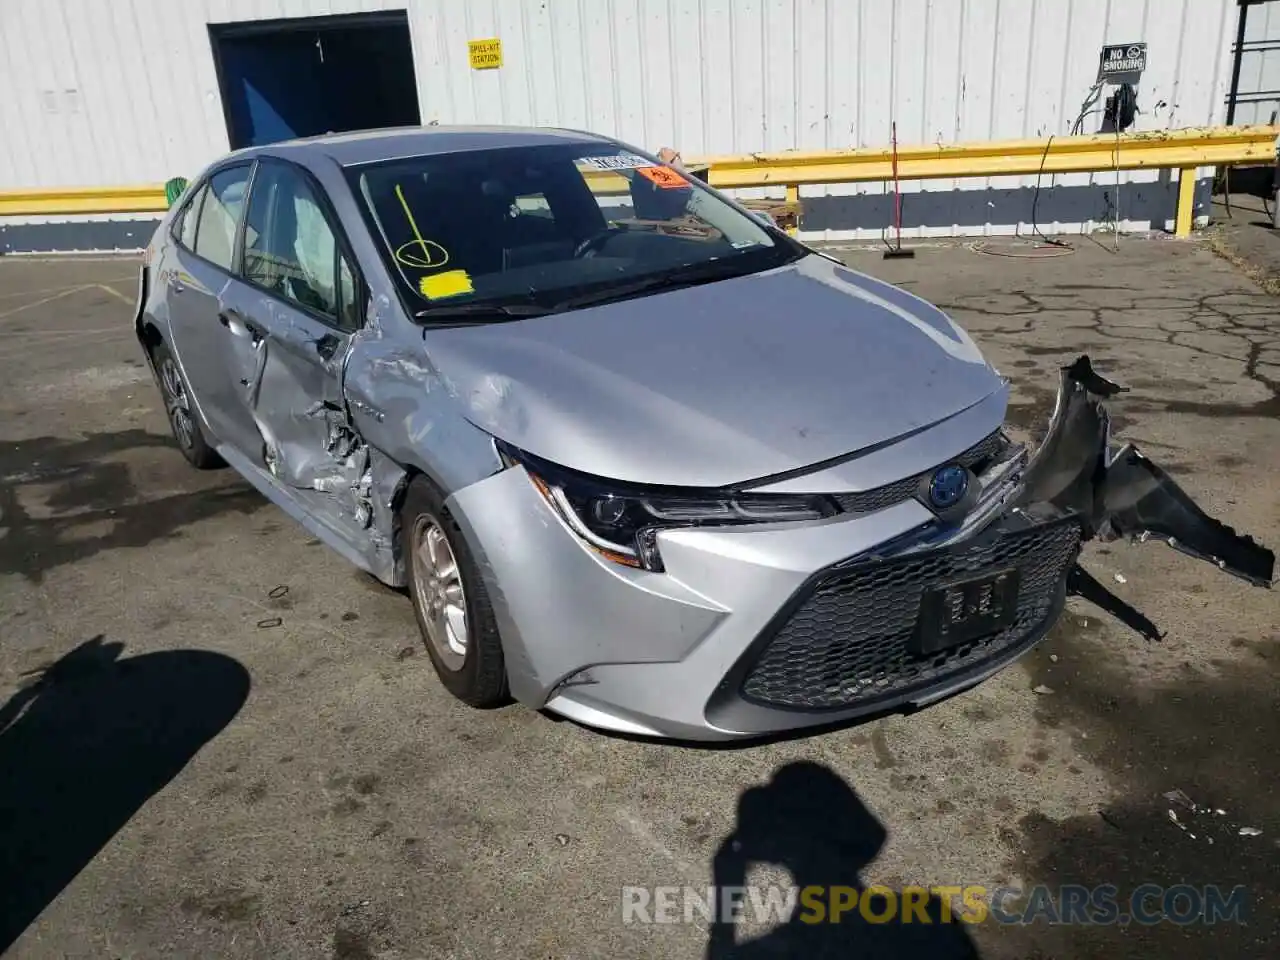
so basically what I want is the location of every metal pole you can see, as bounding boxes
[883,121,914,258]
[891,121,902,245]
[1226,0,1251,126]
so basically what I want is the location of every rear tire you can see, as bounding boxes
[151,341,222,470]
[401,475,508,707]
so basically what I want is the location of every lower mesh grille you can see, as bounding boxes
[740,515,1082,710]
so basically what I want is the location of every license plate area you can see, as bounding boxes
[912,568,1020,655]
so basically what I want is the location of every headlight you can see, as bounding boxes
[496,440,837,571]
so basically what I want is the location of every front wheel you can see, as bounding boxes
[401,476,508,707]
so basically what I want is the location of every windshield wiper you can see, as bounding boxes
[550,259,752,312]
[414,300,550,323]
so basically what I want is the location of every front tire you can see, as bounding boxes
[151,341,222,470]
[401,476,508,707]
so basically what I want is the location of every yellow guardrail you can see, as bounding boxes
[2,125,1276,237]
[694,124,1279,238]
[0,184,170,216]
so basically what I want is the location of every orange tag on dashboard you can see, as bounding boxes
[635,166,689,189]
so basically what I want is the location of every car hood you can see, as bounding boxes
[421,254,1004,488]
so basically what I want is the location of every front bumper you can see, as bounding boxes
[448,464,964,740]
[446,356,1273,742]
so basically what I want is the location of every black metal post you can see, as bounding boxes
[1226,0,1252,125]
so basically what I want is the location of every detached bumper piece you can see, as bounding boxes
[1018,355,1274,636]
[1019,356,1274,584]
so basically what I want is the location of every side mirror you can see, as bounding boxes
[751,210,778,228]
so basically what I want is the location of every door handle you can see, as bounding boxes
[219,311,266,343]
[313,333,342,362]
[168,273,186,294]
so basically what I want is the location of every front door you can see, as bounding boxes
[220,159,367,514]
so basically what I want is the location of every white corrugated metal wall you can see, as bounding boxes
[0,0,1241,243]
[1230,0,1280,125]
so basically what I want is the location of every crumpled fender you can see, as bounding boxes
[1015,356,1273,637]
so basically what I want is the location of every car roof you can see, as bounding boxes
[232,125,618,168]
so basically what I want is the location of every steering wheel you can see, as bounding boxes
[573,225,625,259]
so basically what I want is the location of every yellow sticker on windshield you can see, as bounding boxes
[419,270,474,299]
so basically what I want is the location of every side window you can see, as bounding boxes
[193,165,252,271]
[243,162,356,326]
[174,184,207,251]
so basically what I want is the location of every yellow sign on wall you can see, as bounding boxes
[468,38,503,70]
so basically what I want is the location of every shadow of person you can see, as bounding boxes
[706,761,981,959]
[0,635,250,952]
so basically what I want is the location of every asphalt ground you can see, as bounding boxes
[0,237,1277,959]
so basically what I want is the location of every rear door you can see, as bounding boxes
[218,158,368,500]
[150,178,205,337]
[165,162,261,452]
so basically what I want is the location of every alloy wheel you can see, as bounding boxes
[411,515,468,670]
[159,356,196,450]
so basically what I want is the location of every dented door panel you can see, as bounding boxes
[205,154,400,551]
[228,287,378,530]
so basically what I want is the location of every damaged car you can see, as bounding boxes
[135,127,1274,741]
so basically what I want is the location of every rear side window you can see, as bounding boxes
[194,165,252,271]
[173,184,207,251]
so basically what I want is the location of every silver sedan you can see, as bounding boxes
[135,126,1273,741]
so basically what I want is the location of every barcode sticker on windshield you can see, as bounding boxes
[576,153,656,171]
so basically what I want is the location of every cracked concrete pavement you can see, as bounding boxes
[0,239,1276,959]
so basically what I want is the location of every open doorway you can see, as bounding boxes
[209,11,421,150]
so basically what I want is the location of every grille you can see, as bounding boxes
[740,515,1081,710]
[834,431,1007,515]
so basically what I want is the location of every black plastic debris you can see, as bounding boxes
[1019,355,1275,587]
[1014,355,1274,642]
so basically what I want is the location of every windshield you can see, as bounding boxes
[346,142,805,319]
